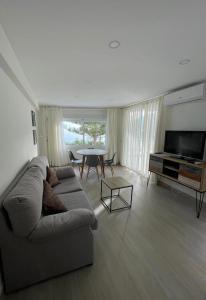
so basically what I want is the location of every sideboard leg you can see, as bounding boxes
[147,172,151,188]
[196,192,205,218]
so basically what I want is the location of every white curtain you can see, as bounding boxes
[106,108,119,164]
[121,97,164,177]
[38,106,68,166]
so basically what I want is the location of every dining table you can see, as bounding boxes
[76,148,108,179]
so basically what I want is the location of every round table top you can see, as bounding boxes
[76,148,107,156]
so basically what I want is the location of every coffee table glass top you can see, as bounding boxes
[102,176,133,190]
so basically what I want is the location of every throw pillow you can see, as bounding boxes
[46,167,60,187]
[43,180,67,215]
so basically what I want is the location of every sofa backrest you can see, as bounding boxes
[3,166,43,237]
[29,156,49,179]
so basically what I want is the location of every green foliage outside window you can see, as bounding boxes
[64,121,106,146]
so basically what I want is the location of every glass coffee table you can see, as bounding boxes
[100,176,133,213]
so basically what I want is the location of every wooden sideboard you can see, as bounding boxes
[148,153,206,218]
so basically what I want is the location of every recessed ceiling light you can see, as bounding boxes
[179,58,191,65]
[109,40,120,49]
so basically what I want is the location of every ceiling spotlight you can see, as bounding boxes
[109,40,120,49]
[179,59,191,65]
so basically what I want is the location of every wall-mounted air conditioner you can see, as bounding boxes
[164,83,206,106]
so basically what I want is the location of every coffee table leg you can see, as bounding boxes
[110,189,112,212]
[130,185,133,208]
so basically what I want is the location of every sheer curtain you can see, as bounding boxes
[121,97,164,177]
[38,106,68,166]
[106,108,119,164]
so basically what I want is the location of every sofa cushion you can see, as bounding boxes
[29,156,49,179]
[52,177,82,194]
[59,191,93,211]
[55,167,75,179]
[43,181,67,215]
[58,191,97,230]
[3,167,43,237]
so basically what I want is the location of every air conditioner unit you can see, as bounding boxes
[164,83,206,106]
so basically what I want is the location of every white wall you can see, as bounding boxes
[0,25,38,196]
[162,99,206,196]
[0,67,37,195]
[0,24,38,108]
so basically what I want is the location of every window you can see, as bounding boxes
[63,120,106,146]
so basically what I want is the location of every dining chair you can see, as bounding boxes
[103,153,116,176]
[86,155,100,180]
[68,151,82,171]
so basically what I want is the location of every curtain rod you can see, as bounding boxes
[124,81,205,108]
[124,93,165,108]
[39,105,109,110]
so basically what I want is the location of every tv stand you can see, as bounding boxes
[148,153,206,218]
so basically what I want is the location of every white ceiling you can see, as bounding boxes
[1,0,206,107]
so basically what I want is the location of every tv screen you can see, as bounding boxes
[164,131,206,160]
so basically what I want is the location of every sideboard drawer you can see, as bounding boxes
[179,165,202,182]
[178,175,201,190]
[149,155,163,173]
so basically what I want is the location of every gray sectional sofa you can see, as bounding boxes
[0,156,97,293]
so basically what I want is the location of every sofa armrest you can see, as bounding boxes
[56,167,75,179]
[29,209,97,241]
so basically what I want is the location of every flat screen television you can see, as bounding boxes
[164,131,206,160]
